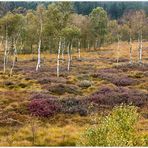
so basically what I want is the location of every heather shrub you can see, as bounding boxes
[38,76,66,84]
[60,98,88,116]
[92,71,136,86]
[28,99,60,117]
[89,86,148,107]
[48,84,81,95]
[30,92,57,100]
[77,74,90,80]
[38,78,51,84]
[115,63,148,72]
[78,105,147,146]
[78,80,91,88]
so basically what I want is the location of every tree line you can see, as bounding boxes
[1,2,148,19]
[0,2,147,76]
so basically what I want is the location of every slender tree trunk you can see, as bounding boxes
[36,18,42,71]
[36,39,41,71]
[4,26,8,73]
[70,43,73,61]
[36,39,42,71]
[67,43,70,72]
[57,38,61,77]
[139,31,143,64]
[9,32,20,76]
[87,40,90,51]
[116,35,120,64]
[129,34,132,64]
[20,39,24,54]
[95,39,98,50]
[10,41,17,76]
[78,40,81,60]
[61,38,65,62]
[93,40,96,51]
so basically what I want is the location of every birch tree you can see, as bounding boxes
[122,10,138,64]
[61,26,80,72]
[89,7,108,50]
[136,11,146,64]
[131,10,146,64]
[0,14,9,73]
[36,5,45,71]
[0,12,23,74]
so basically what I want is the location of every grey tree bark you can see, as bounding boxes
[116,35,120,65]
[10,41,17,76]
[67,43,70,72]
[78,41,81,60]
[3,26,8,73]
[139,31,143,64]
[129,35,132,64]
[57,38,61,77]
[61,38,65,62]
[36,17,42,71]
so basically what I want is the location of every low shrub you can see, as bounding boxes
[78,80,91,88]
[78,105,147,146]
[92,68,137,86]
[4,81,14,86]
[18,83,27,88]
[38,78,51,84]
[77,74,90,80]
[3,81,15,89]
[115,63,148,72]
[89,86,148,107]
[30,92,57,100]
[128,71,144,78]
[48,84,81,95]
[60,98,88,116]
[28,99,60,117]
[38,76,67,85]
[143,135,148,146]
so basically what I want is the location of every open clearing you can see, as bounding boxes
[0,41,148,146]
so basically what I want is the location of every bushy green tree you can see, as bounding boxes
[78,105,147,146]
[0,12,23,73]
[89,7,108,49]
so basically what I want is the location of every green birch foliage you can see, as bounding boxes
[78,105,147,146]
[90,7,108,46]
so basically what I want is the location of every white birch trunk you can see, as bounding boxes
[36,39,41,71]
[78,41,81,60]
[9,33,20,76]
[4,26,8,73]
[10,42,17,76]
[129,35,132,64]
[61,39,65,62]
[139,31,143,64]
[116,35,120,64]
[67,43,70,72]
[70,43,73,61]
[36,17,42,71]
[57,38,61,77]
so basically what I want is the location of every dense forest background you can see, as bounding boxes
[0,1,148,19]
